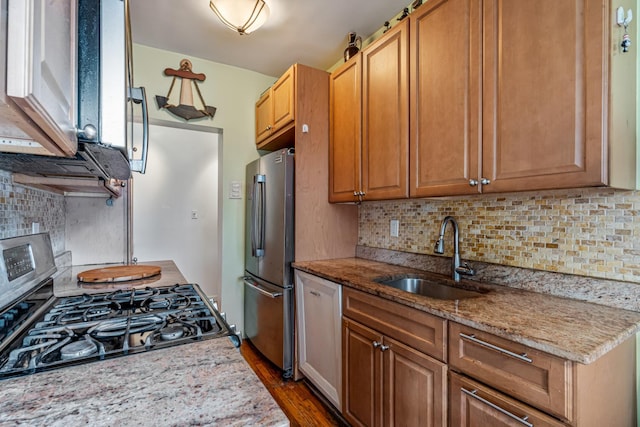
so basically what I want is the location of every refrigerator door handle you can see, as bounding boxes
[243,278,283,299]
[250,177,257,256]
[252,174,266,257]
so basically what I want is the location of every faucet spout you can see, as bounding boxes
[433,216,474,282]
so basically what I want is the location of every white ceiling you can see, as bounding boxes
[129,0,412,77]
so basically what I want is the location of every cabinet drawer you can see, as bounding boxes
[450,372,567,427]
[449,322,572,421]
[343,288,446,361]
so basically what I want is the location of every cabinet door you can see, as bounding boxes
[329,57,362,203]
[295,271,342,410]
[482,0,606,192]
[384,336,447,427]
[362,19,409,200]
[343,318,383,427]
[271,66,295,132]
[410,0,481,197]
[450,373,566,427]
[7,0,78,156]
[255,91,272,143]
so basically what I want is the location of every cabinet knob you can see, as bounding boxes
[480,178,491,185]
[266,125,272,131]
[372,341,389,351]
[469,179,478,187]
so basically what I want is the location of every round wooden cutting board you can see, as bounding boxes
[77,265,162,283]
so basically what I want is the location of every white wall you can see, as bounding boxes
[132,44,276,334]
[131,121,221,298]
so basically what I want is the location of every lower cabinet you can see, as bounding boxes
[342,288,447,427]
[449,322,637,427]
[333,287,636,427]
[294,270,342,409]
[449,372,566,427]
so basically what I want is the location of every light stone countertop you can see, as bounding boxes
[0,339,288,427]
[0,261,289,427]
[53,260,189,297]
[293,257,640,364]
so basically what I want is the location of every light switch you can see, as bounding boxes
[229,181,242,199]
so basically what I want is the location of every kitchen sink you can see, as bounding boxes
[374,275,487,300]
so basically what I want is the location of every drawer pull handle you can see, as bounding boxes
[462,388,534,427]
[460,333,533,363]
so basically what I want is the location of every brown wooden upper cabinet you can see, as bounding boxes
[410,0,637,197]
[329,19,409,203]
[255,65,295,149]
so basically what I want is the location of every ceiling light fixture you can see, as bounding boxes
[209,0,270,35]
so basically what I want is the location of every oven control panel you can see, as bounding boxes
[3,244,34,282]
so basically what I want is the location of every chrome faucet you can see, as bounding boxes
[434,216,475,282]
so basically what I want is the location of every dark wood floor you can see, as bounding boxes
[240,340,346,427]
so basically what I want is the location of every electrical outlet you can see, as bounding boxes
[390,219,399,237]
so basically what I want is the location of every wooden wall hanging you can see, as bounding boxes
[155,59,216,120]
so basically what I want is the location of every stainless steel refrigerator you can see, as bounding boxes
[244,148,294,378]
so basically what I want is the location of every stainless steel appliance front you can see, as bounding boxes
[244,148,294,378]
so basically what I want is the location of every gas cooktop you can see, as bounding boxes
[0,234,239,380]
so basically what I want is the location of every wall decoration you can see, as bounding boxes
[155,59,216,120]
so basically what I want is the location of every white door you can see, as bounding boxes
[132,121,221,299]
[7,0,77,156]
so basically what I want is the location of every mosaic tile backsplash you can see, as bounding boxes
[359,187,640,284]
[0,170,65,254]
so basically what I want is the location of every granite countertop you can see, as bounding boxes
[0,339,288,427]
[0,260,289,427]
[53,260,189,297]
[293,257,640,364]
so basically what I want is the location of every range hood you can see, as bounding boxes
[0,143,130,196]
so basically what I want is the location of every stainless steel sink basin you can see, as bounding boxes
[374,276,487,300]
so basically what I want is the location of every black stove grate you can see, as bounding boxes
[0,284,238,379]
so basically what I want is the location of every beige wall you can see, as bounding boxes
[132,44,275,333]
